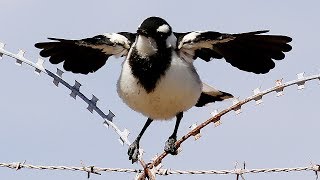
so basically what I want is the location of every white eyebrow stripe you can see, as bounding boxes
[157,24,170,33]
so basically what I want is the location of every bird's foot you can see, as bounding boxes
[128,140,140,163]
[164,137,178,155]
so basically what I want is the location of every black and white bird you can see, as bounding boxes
[35,16,292,163]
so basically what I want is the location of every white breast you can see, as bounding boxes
[117,52,202,120]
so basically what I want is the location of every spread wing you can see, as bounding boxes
[35,32,136,74]
[175,30,292,74]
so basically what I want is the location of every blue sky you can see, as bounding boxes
[0,1,319,179]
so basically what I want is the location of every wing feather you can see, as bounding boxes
[176,30,292,74]
[35,32,135,74]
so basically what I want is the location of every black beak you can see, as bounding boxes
[137,28,148,37]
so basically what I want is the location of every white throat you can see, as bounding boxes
[135,35,158,58]
[166,33,177,48]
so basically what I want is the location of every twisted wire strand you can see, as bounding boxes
[0,162,319,176]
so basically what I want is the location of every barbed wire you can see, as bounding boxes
[1,42,319,179]
[1,162,319,179]
[0,42,151,173]
[149,72,320,169]
[0,42,132,146]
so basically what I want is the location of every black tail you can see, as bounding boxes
[195,83,233,107]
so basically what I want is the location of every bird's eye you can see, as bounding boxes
[159,33,166,38]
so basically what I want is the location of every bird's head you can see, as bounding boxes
[137,16,173,42]
[134,17,176,58]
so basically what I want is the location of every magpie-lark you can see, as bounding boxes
[35,16,292,163]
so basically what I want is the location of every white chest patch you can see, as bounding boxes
[117,52,202,120]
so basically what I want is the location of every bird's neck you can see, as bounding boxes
[129,46,172,93]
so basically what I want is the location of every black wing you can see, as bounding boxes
[176,30,292,74]
[35,32,136,74]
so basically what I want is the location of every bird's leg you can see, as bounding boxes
[128,118,153,163]
[164,112,183,155]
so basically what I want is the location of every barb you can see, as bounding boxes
[0,42,131,146]
[1,162,319,177]
[80,161,102,178]
[150,72,320,168]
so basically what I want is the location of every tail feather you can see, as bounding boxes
[195,83,233,107]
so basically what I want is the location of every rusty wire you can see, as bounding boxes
[149,72,320,168]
